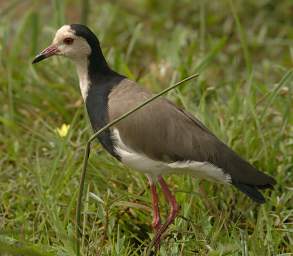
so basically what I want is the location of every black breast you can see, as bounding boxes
[85,74,125,160]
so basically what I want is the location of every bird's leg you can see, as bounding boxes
[147,176,161,232]
[153,175,180,247]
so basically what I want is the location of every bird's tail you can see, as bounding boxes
[232,181,274,203]
[219,144,276,204]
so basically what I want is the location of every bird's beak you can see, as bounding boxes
[32,44,60,64]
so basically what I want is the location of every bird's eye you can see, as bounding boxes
[63,37,74,45]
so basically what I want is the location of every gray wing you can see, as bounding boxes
[108,79,275,188]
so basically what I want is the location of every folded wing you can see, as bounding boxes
[108,79,276,202]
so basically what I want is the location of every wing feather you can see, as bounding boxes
[108,79,276,187]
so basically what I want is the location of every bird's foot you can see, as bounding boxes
[153,205,179,248]
[145,176,180,256]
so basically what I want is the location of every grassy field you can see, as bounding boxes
[0,0,293,255]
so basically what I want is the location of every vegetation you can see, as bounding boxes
[0,0,292,255]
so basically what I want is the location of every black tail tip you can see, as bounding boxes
[233,182,268,204]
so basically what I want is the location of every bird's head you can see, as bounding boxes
[32,24,100,64]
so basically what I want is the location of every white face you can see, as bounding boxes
[52,25,91,60]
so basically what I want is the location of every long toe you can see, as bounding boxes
[153,206,179,248]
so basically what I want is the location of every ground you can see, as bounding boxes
[0,1,292,255]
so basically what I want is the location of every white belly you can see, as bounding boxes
[112,129,231,183]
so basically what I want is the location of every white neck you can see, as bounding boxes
[74,57,90,101]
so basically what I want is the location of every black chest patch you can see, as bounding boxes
[85,75,124,160]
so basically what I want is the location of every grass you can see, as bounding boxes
[0,0,293,255]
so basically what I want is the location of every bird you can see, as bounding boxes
[32,24,276,247]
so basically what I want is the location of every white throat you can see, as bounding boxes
[74,57,90,100]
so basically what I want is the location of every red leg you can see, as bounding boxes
[154,175,179,247]
[147,176,161,232]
